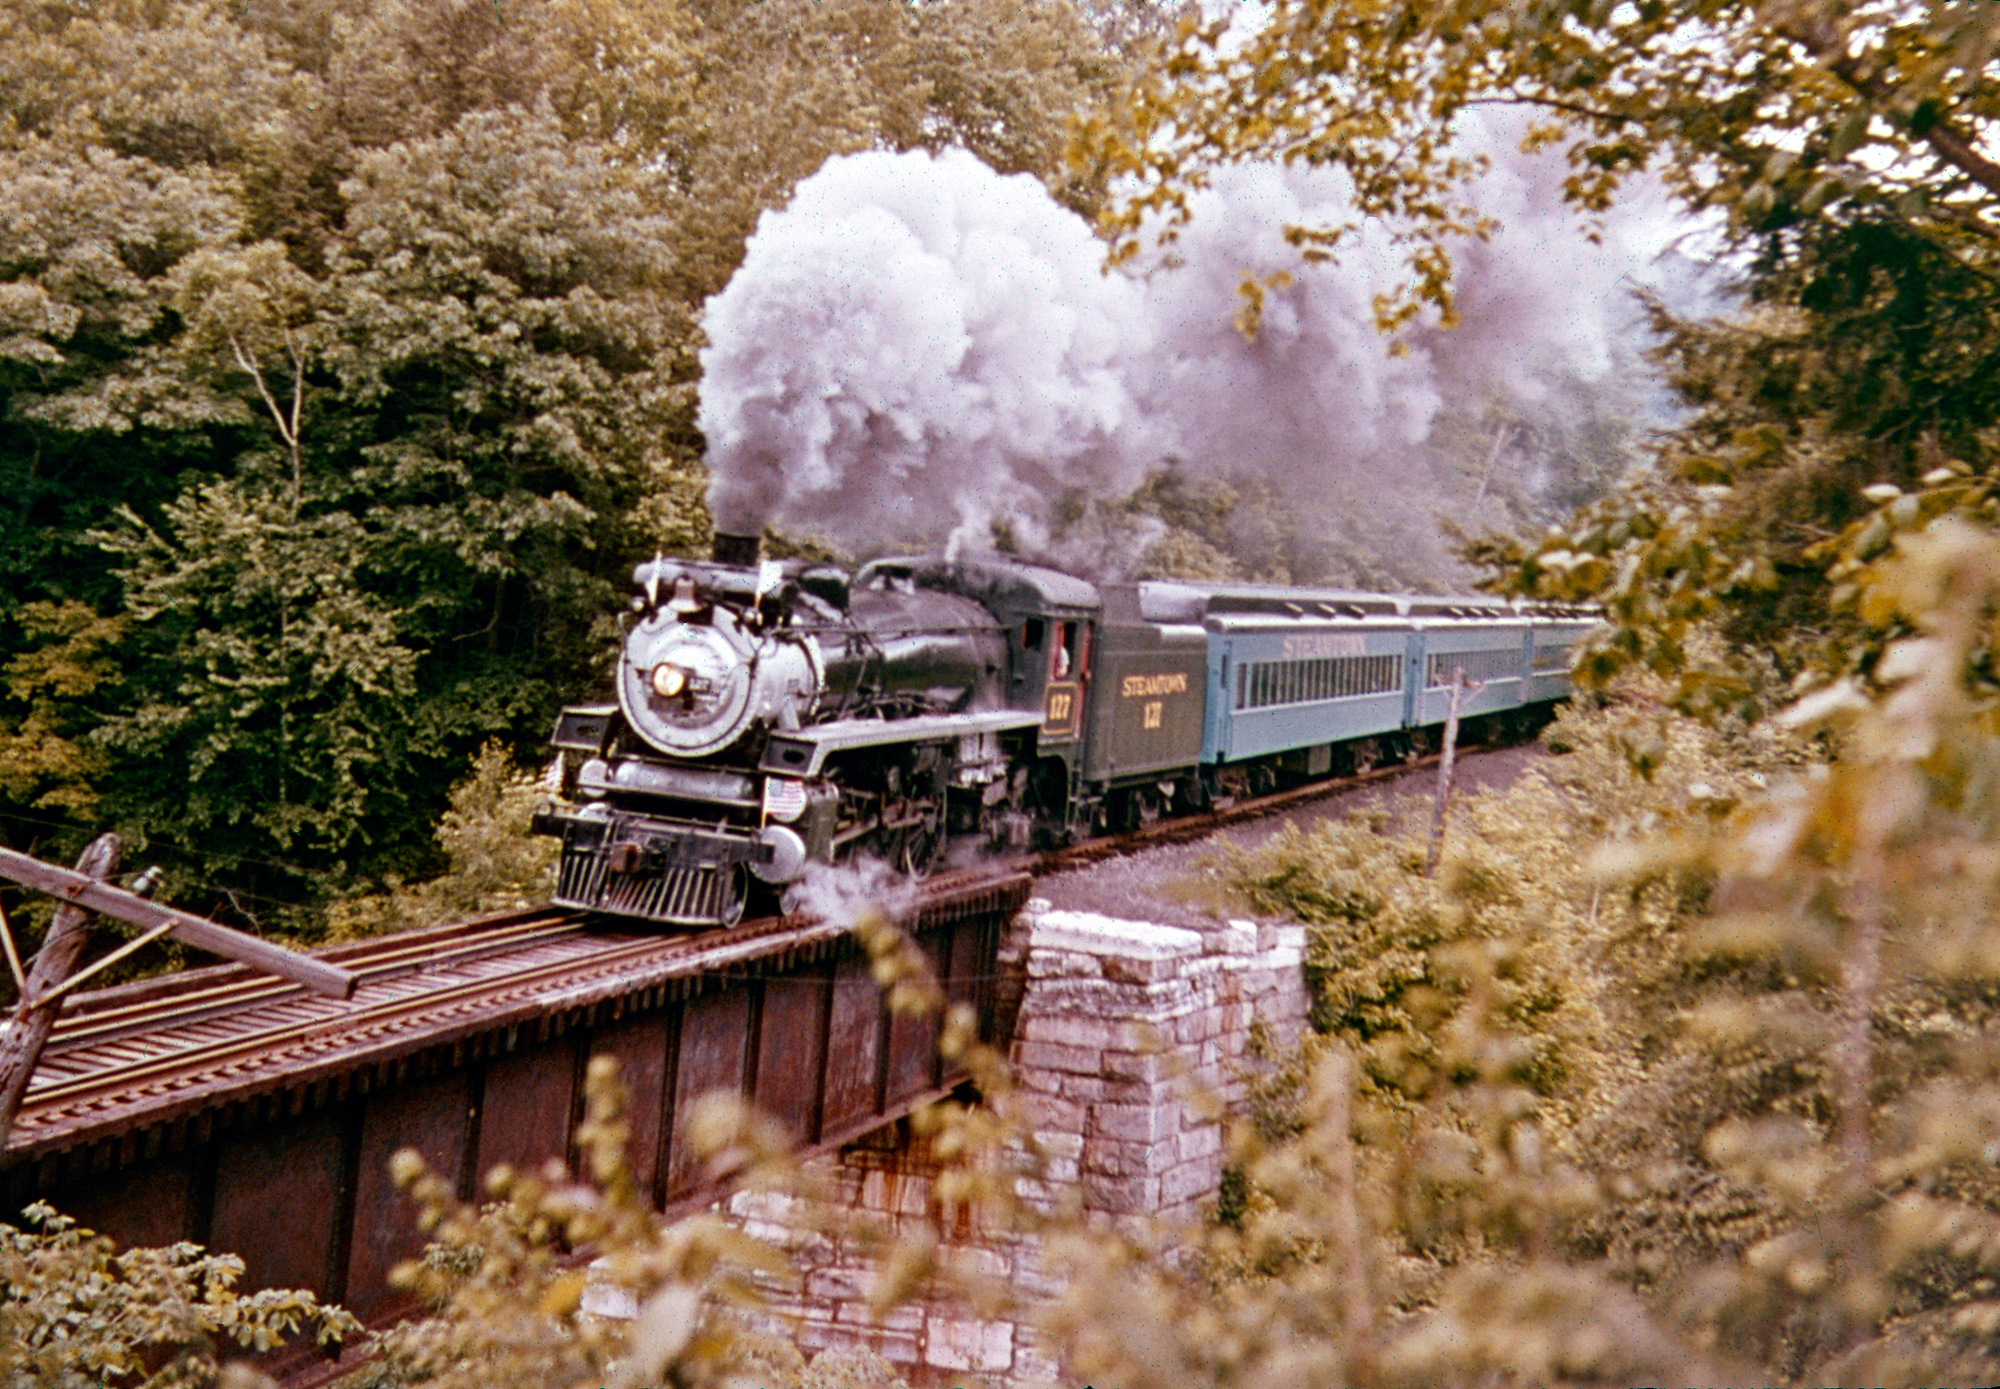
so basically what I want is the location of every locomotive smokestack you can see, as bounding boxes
[711,531,761,568]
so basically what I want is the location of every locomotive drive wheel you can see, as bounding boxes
[895,809,946,878]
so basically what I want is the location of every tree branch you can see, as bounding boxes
[1461,93,1643,128]
[1779,23,2000,208]
[227,329,299,456]
[228,326,308,513]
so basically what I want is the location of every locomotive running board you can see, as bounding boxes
[759,710,1044,779]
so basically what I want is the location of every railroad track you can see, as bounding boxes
[26,911,598,1116]
[39,908,585,1057]
[1035,745,1444,871]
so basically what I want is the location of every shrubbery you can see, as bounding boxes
[323,742,558,941]
[0,1203,357,1388]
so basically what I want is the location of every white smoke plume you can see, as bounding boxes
[699,148,1164,556]
[698,119,1685,577]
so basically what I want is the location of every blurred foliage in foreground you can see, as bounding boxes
[1124,526,2000,1386]
[0,1203,357,1387]
[352,912,1022,1389]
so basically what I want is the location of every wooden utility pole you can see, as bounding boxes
[0,848,356,999]
[1425,669,1476,879]
[0,835,119,1143]
[0,838,356,1149]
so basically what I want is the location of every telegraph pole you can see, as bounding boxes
[0,837,356,1149]
[1425,669,1479,879]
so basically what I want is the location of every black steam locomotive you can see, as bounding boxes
[532,534,1597,927]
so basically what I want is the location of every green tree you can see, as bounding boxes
[0,603,126,824]
[93,108,698,902]
[1079,2,2000,330]
[0,4,326,868]
[1469,216,2000,716]
[0,0,1134,913]
[324,741,558,939]
[660,0,1132,307]
[0,138,245,611]
[97,474,418,887]
[320,104,697,666]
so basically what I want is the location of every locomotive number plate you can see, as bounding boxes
[1043,681,1082,739]
[1121,669,1187,737]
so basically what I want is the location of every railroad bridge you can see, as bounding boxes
[0,873,1021,1309]
[0,866,1311,1386]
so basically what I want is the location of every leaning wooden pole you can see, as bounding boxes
[0,834,118,1147]
[0,848,355,1000]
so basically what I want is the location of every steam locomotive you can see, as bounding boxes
[531,533,1598,927]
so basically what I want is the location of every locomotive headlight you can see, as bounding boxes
[619,603,816,759]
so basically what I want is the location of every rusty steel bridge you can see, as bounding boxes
[0,872,1028,1367]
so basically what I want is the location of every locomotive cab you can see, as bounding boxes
[854,555,1102,842]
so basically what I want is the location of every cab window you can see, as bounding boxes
[1052,621,1085,680]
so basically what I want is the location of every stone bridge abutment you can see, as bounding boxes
[726,900,1312,1386]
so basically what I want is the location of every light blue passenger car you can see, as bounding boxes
[1117,581,1597,795]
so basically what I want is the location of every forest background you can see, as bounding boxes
[0,0,1172,925]
[11,0,2000,1386]
[0,0,1674,935]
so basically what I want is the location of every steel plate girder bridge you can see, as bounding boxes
[0,870,1029,1356]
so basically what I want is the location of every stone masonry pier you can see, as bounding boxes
[720,899,1312,1386]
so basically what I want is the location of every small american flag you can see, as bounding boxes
[762,776,808,823]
